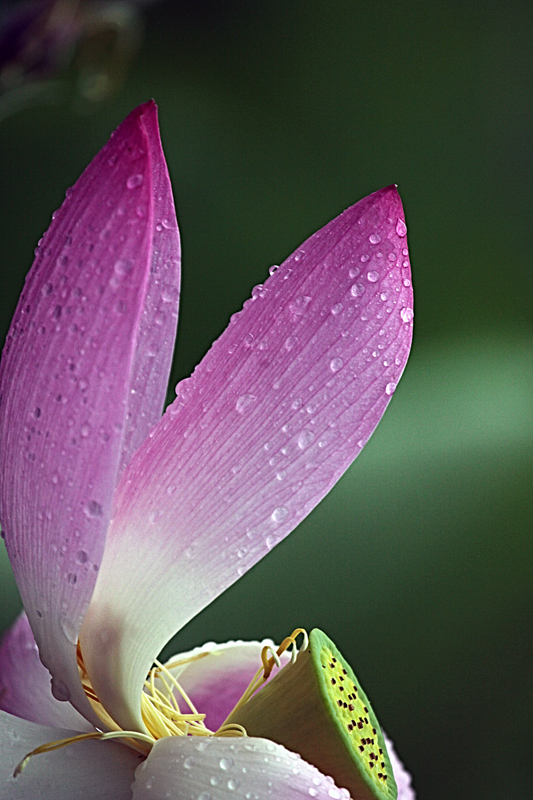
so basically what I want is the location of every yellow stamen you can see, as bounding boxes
[219,628,308,727]
[13,730,154,778]
[14,629,307,777]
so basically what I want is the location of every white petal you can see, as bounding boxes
[132,735,352,800]
[0,710,142,799]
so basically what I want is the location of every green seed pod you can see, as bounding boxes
[226,629,397,800]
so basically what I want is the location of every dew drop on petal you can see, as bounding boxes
[401,306,414,323]
[330,357,344,372]
[126,174,143,189]
[350,283,365,298]
[271,507,289,524]
[385,381,397,396]
[367,270,379,283]
[51,677,71,702]
[396,218,407,237]
[219,757,234,770]
[369,233,381,245]
[84,500,103,518]
[235,394,257,414]
[298,430,315,449]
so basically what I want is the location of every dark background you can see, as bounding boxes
[0,2,531,798]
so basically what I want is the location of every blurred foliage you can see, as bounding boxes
[0,2,531,800]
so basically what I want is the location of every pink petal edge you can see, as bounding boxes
[81,186,413,732]
[0,612,91,730]
[0,101,180,723]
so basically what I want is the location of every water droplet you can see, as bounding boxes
[41,282,54,297]
[292,398,303,410]
[161,284,178,303]
[396,218,407,237]
[219,757,234,770]
[33,407,41,419]
[80,422,91,438]
[350,283,365,298]
[235,394,257,414]
[76,550,88,564]
[276,470,287,481]
[60,616,78,644]
[369,233,381,245]
[84,500,103,518]
[51,677,71,702]
[114,259,132,277]
[289,295,311,317]
[330,357,343,372]
[367,270,379,283]
[385,381,397,396]
[269,264,279,275]
[360,254,370,263]
[298,430,315,449]
[210,776,221,786]
[309,789,318,797]
[271,507,288,524]
[400,306,414,323]
[403,278,411,287]
[184,756,195,769]
[331,302,343,315]
[126,173,143,189]
[284,335,298,351]
[227,779,239,790]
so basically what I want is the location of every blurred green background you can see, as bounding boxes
[0,1,531,798]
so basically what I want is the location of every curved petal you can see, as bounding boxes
[162,639,290,732]
[384,734,416,800]
[0,710,142,799]
[82,186,414,731]
[0,101,179,722]
[132,735,352,800]
[0,612,91,730]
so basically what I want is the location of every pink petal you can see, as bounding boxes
[81,186,413,732]
[0,710,141,799]
[384,733,416,800]
[0,612,91,730]
[162,639,290,732]
[0,101,179,722]
[132,736,352,800]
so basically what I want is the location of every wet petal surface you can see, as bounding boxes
[81,187,413,732]
[132,735,352,800]
[0,101,179,722]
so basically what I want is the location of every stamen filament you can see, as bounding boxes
[13,730,154,778]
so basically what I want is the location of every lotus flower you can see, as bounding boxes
[0,102,415,799]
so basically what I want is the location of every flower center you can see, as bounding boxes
[12,628,309,777]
